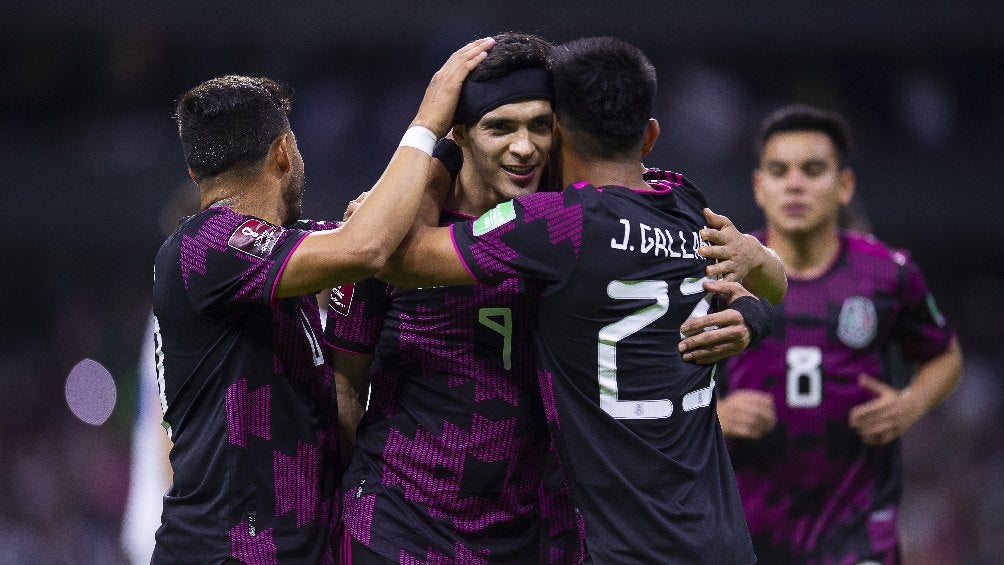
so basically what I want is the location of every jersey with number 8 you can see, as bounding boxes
[722,230,955,563]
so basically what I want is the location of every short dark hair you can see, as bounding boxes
[756,104,852,167]
[551,36,656,158]
[175,75,292,180]
[468,32,552,82]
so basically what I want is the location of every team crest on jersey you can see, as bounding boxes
[228,219,281,259]
[329,283,355,317]
[837,295,878,349]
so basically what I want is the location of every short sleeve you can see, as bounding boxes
[450,190,584,289]
[322,277,393,353]
[892,252,955,362]
[177,208,311,315]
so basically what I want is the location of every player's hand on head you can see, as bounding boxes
[342,190,370,222]
[848,374,923,445]
[413,37,495,136]
[699,208,760,283]
[717,389,777,439]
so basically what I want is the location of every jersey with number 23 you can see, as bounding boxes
[451,169,755,564]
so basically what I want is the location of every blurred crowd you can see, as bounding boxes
[2,5,1002,563]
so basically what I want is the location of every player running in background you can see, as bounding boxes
[151,38,494,564]
[378,36,785,563]
[717,104,963,564]
[327,32,583,564]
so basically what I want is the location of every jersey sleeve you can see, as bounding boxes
[450,190,583,289]
[177,208,312,315]
[891,251,955,362]
[322,277,392,353]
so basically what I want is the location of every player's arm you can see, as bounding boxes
[698,208,787,304]
[332,349,373,465]
[677,278,780,439]
[678,278,772,365]
[274,37,494,297]
[717,389,777,440]
[375,144,477,289]
[849,337,963,445]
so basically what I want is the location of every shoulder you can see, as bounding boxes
[643,167,707,204]
[842,230,912,267]
[290,218,341,231]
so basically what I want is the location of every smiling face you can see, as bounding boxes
[753,130,854,240]
[455,99,553,206]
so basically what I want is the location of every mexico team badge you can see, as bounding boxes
[837,295,878,349]
[228,219,281,259]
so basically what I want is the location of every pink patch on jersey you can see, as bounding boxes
[229,219,282,259]
[329,283,355,317]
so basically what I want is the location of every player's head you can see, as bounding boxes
[550,36,659,160]
[175,75,304,223]
[452,32,555,204]
[753,104,856,238]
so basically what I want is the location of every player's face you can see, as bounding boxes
[281,132,305,225]
[753,130,853,238]
[460,99,553,203]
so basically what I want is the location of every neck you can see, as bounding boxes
[767,224,841,279]
[560,147,648,191]
[447,168,502,217]
[199,173,283,225]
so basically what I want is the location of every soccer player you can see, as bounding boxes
[150,38,495,564]
[377,36,782,563]
[327,32,583,564]
[717,104,964,564]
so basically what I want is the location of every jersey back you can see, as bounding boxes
[452,171,755,564]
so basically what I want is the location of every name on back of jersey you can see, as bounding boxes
[609,218,705,259]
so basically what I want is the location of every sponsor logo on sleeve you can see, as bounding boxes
[473,200,516,236]
[228,219,282,259]
[837,295,878,349]
[329,284,355,317]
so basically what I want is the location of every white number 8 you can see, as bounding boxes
[786,346,822,408]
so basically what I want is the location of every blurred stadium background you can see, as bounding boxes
[1,2,1001,563]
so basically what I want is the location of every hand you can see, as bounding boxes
[717,389,777,439]
[342,190,370,222]
[698,208,764,283]
[848,374,923,445]
[678,279,754,364]
[413,37,495,136]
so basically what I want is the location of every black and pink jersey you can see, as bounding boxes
[723,230,955,564]
[450,170,755,564]
[152,205,340,564]
[325,209,581,564]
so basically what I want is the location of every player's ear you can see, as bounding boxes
[641,118,660,157]
[187,167,198,182]
[838,166,856,205]
[752,168,765,208]
[271,133,291,174]
[452,124,470,148]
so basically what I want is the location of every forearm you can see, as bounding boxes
[377,162,473,289]
[333,351,373,466]
[274,147,434,297]
[903,338,963,418]
[339,145,435,259]
[742,241,787,304]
